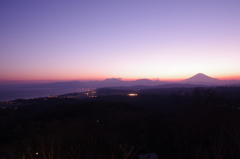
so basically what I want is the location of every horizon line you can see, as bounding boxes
[1,75,240,84]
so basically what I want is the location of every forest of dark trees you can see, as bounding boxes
[1,87,240,159]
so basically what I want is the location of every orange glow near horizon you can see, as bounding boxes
[1,74,240,84]
[215,75,240,80]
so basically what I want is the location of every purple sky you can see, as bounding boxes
[1,0,240,83]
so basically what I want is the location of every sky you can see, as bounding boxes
[1,0,240,83]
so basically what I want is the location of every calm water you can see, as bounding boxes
[0,88,85,102]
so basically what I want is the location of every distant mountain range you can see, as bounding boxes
[178,73,240,86]
[2,73,240,89]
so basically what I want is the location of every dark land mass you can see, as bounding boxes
[1,86,240,159]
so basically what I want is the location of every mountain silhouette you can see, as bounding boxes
[7,73,240,89]
[179,73,220,85]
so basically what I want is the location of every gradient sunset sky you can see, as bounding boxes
[1,0,240,83]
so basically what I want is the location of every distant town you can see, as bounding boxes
[1,84,240,111]
[0,88,141,110]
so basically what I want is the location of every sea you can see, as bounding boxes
[0,88,86,102]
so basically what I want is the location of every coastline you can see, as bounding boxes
[0,88,86,102]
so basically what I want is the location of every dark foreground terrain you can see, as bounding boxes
[1,87,240,159]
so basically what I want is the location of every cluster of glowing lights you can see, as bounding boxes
[128,93,138,97]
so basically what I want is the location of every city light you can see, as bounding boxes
[128,93,138,97]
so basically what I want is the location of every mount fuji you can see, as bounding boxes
[178,73,240,85]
